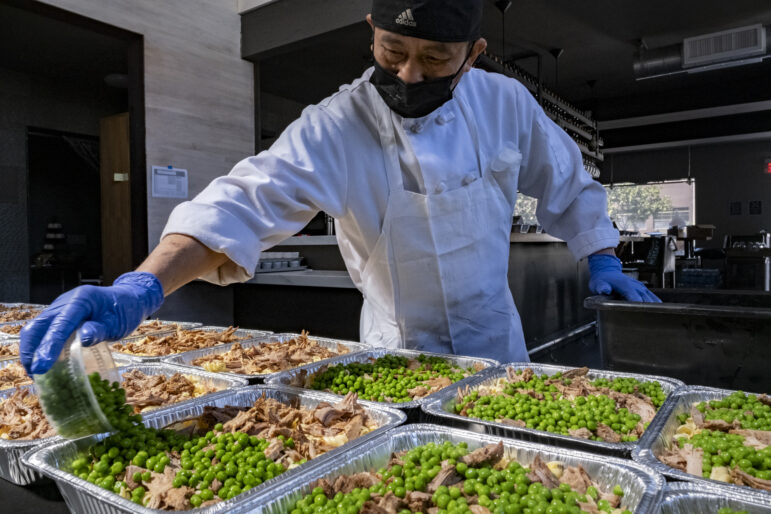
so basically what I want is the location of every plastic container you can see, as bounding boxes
[585,289,771,390]
[33,331,120,438]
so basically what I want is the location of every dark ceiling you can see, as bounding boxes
[259,0,771,120]
[0,2,129,98]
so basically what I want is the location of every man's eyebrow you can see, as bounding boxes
[381,34,405,46]
[422,42,454,55]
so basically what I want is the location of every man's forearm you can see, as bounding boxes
[592,248,616,256]
[135,234,229,295]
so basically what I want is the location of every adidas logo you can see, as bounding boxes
[395,8,416,27]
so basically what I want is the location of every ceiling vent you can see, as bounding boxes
[683,24,766,68]
[633,24,770,80]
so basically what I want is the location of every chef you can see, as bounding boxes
[21,0,660,375]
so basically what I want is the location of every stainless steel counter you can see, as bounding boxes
[245,269,355,289]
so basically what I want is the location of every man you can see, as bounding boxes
[21,0,659,375]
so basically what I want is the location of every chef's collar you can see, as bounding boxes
[371,0,482,43]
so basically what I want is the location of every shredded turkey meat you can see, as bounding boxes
[0,388,56,440]
[193,391,377,465]
[309,445,623,514]
[111,326,247,356]
[0,324,23,336]
[0,306,41,323]
[121,369,219,413]
[0,342,19,358]
[190,331,347,375]
[0,361,32,390]
[129,320,185,337]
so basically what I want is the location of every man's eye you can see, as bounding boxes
[384,48,403,59]
[425,56,447,65]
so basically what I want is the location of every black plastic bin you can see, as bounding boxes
[584,289,771,391]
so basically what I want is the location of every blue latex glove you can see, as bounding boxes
[20,272,164,375]
[588,254,662,303]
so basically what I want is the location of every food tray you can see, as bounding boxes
[115,321,205,347]
[0,339,19,361]
[163,333,369,383]
[422,362,685,457]
[0,320,25,340]
[266,348,499,421]
[633,385,771,498]
[113,362,249,414]
[0,383,57,485]
[23,384,406,514]
[248,423,665,513]
[0,358,31,391]
[658,482,771,513]
[111,326,272,363]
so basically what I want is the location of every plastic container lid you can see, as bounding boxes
[34,331,120,438]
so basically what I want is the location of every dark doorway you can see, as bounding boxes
[27,128,101,303]
[0,0,145,303]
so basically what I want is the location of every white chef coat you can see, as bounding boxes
[162,67,619,352]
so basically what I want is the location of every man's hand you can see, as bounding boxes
[20,272,164,375]
[588,253,662,303]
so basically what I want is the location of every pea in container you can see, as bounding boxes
[658,481,771,513]
[421,362,685,457]
[244,423,665,513]
[22,384,406,514]
[0,383,58,485]
[163,332,368,383]
[110,325,272,364]
[633,385,771,499]
[34,332,122,439]
[266,348,499,422]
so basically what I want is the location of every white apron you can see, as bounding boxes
[358,84,529,362]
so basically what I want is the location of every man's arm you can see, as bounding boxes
[136,234,229,296]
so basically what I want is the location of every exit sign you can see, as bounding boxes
[766,158,771,174]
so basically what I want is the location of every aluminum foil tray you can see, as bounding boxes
[0,339,19,360]
[0,320,25,340]
[659,482,771,513]
[0,358,31,391]
[22,384,406,514]
[249,423,665,513]
[633,385,771,499]
[0,383,56,485]
[266,348,499,421]
[114,362,248,413]
[111,325,272,363]
[0,363,243,485]
[422,362,685,457]
[163,332,369,383]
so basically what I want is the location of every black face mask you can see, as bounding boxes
[370,52,470,119]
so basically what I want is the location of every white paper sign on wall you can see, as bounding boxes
[151,165,188,199]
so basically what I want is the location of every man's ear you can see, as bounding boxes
[366,14,374,30]
[466,38,488,71]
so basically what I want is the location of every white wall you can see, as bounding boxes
[39,0,255,251]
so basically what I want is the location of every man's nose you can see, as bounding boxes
[397,59,424,84]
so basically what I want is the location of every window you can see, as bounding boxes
[604,180,696,233]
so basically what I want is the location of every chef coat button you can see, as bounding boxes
[434,181,447,194]
[410,123,423,134]
[463,174,477,185]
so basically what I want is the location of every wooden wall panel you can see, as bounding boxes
[39,0,255,253]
